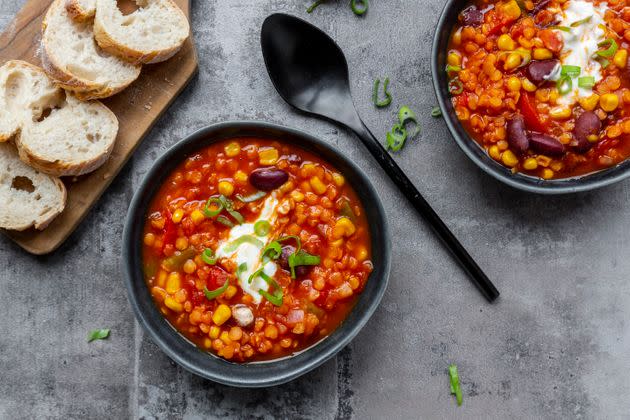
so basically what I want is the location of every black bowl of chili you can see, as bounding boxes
[122,121,391,387]
[432,0,630,194]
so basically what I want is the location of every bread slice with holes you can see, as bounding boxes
[65,0,96,22]
[42,0,141,100]
[0,142,66,231]
[93,0,190,64]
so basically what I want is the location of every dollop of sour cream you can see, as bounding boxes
[215,195,279,304]
[551,0,609,106]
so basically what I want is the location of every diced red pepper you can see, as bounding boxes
[518,93,548,133]
[161,210,177,253]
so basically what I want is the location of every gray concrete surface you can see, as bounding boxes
[1,0,629,418]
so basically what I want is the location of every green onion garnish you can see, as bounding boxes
[236,262,248,277]
[236,191,266,203]
[87,328,110,342]
[445,64,462,73]
[223,235,264,253]
[556,75,572,95]
[597,57,610,68]
[386,124,407,152]
[596,39,618,58]
[449,78,464,95]
[261,235,302,262]
[218,195,245,224]
[306,0,325,13]
[162,247,197,271]
[203,280,229,300]
[201,248,217,265]
[216,215,234,227]
[551,26,571,32]
[431,106,443,118]
[288,249,321,279]
[570,16,591,27]
[399,105,420,136]
[350,0,368,15]
[258,271,284,306]
[561,65,581,78]
[203,197,223,218]
[254,220,271,236]
[372,77,392,108]
[578,76,595,89]
[448,364,463,406]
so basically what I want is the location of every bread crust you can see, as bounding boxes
[65,0,95,22]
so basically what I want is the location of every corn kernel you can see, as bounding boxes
[447,52,462,66]
[541,168,554,179]
[144,233,155,246]
[259,148,279,165]
[212,304,232,326]
[183,259,197,274]
[166,272,181,294]
[157,270,167,288]
[164,296,183,312]
[355,246,368,261]
[332,173,345,187]
[504,53,523,71]
[523,158,538,170]
[191,209,205,225]
[234,170,248,184]
[549,107,571,120]
[171,208,184,224]
[225,285,237,299]
[332,217,356,239]
[499,0,521,19]
[209,325,221,339]
[579,94,600,111]
[224,142,241,157]
[218,180,234,197]
[522,78,537,92]
[507,76,521,92]
[310,176,327,195]
[175,236,189,251]
[501,150,519,167]
[497,34,516,51]
[600,93,619,112]
[533,48,553,60]
[488,145,502,161]
[587,134,599,143]
[613,49,628,69]
[536,155,552,167]
[203,338,212,349]
[219,331,232,345]
[290,190,305,202]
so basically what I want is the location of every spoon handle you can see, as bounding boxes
[353,121,500,302]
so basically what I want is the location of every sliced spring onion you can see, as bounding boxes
[597,57,610,69]
[288,249,321,279]
[162,247,196,271]
[372,77,392,108]
[570,16,591,27]
[431,106,443,118]
[448,364,463,406]
[87,328,110,342]
[203,280,229,300]
[350,0,368,15]
[248,267,265,284]
[578,76,595,89]
[386,124,407,152]
[236,262,248,277]
[556,75,572,95]
[262,241,282,261]
[203,197,223,218]
[445,64,462,73]
[236,190,266,203]
[254,220,271,236]
[223,235,264,253]
[201,248,217,265]
[596,39,618,58]
[560,65,581,78]
[259,289,283,306]
[306,0,325,13]
[216,215,234,227]
[449,78,464,95]
[551,25,571,32]
[218,195,245,224]
[398,106,420,136]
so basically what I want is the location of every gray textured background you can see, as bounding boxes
[1,1,629,418]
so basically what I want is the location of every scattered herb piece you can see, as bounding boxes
[219,195,245,224]
[570,16,591,27]
[216,215,234,227]
[203,197,223,218]
[596,57,610,69]
[201,248,218,265]
[556,75,572,95]
[448,364,463,406]
[339,199,356,221]
[551,25,571,32]
[578,76,595,89]
[560,65,581,78]
[258,271,284,306]
[87,328,110,342]
[431,107,443,118]
[307,0,325,13]
[288,249,321,279]
[386,124,408,151]
[449,78,464,95]
[399,106,420,136]
[236,191,266,203]
[236,262,248,277]
[350,0,368,15]
[596,39,618,58]
[254,220,271,236]
[203,280,229,300]
[162,247,197,271]
[372,77,392,108]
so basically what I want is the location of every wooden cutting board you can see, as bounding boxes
[0,0,198,255]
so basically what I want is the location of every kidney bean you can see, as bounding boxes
[526,60,560,85]
[573,111,602,153]
[249,168,289,191]
[279,245,309,277]
[460,6,483,26]
[529,133,565,156]
[507,115,530,154]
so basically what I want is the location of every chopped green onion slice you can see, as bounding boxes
[449,78,464,95]
[386,124,407,152]
[578,76,595,89]
[203,280,229,300]
[570,16,591,27]
[307,0,325,13]
[236,191,266,203]
[223,235,264,253]
[431,106,443,118]
[248,268,284,306]
[277,235,302,251]
[262,241,282,261]
[597,57,610,69]
[556,75,572,95]
[449,364,463,406]
[445,64,462,73]
[218,195,245,224]
[237,262,248,276]
[254,220,271,236]
[288,249,321,279]
[551,25,571,32]
[248,267,265,284]
[259,289,283,306]
[596,39,618,58]
[87,328,110,342]
[398,106,420,136]
[201,248,217,265]
[561,65,581,78]
[372,77,392,108]
[227,209,245,224]
[350,0,368,15]
[216,215,234,227]
[203,197,223,218]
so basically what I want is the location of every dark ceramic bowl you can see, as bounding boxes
[122,121,391,387]
[431,0,630,194]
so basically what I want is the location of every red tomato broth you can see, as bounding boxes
[142,138,373,362]
[447,0,630,179]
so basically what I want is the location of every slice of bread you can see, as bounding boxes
[65,0,96,22]
[0,60,119,177]
[93,0,190,64]
[42,0,141,100]
[0,142,66,231]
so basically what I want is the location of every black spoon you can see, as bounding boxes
[260,13,499,302]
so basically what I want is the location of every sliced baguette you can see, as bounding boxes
[94,0,190,64]
[0,142,66,231]
[65,0,96,22]
[42,0,141,100]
